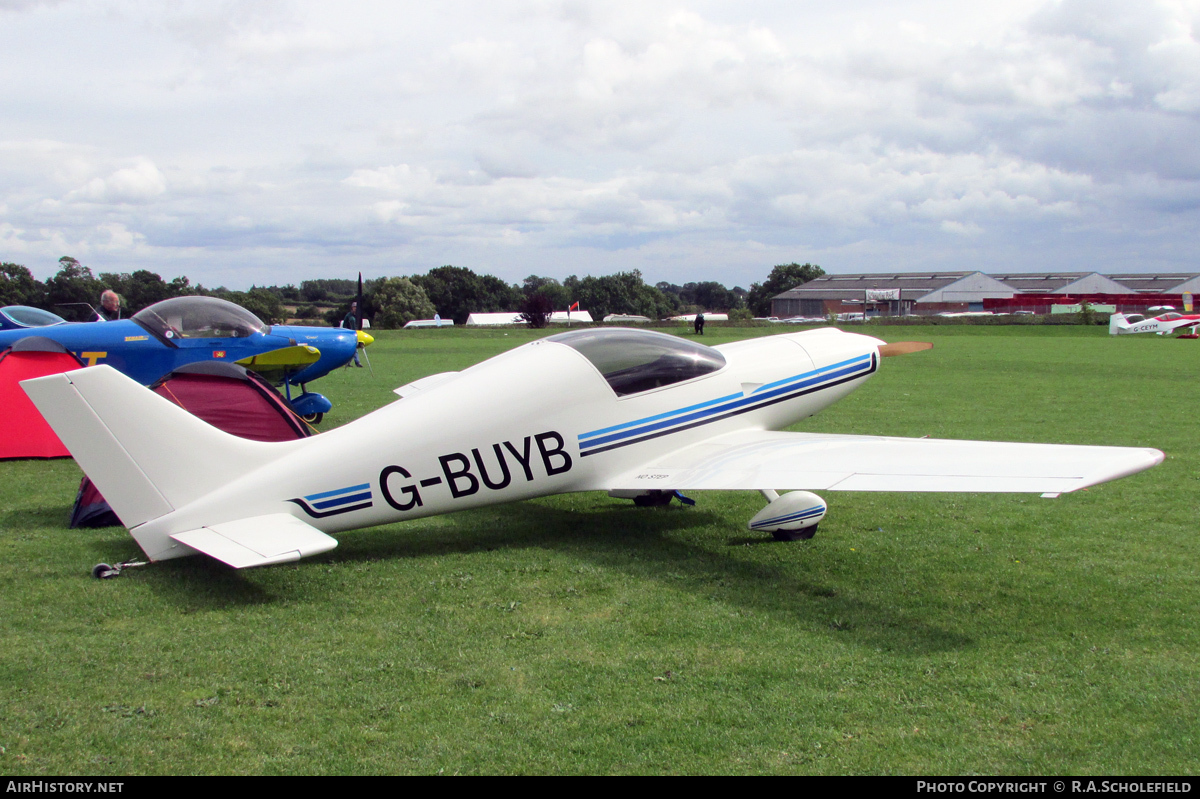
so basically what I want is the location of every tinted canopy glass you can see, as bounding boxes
[547,328,726,396]
[133,296,267,340]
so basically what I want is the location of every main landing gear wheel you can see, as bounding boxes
[634,491,674,507]
[772,524,818,542]
[301,412,324,425]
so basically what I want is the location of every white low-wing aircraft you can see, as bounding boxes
[1109,311,1200,336]
[22,327,1163,574]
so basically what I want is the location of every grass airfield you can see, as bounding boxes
[0,324,1195,775]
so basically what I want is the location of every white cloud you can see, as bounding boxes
[94,222,146,251]
[0,1,1198,285]
[68,160,168,204]
[940,220,984,235]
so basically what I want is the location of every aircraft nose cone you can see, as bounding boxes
[357,330,374,347]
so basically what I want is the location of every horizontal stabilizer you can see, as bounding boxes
[394,371,459,397]
[171,513,338,569]
[606,430,1164,495]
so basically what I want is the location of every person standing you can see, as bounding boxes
[694,312,705,335]
[342,301,363,367]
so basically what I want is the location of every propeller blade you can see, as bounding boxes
[356,272,363,331]
[879,341,934,357]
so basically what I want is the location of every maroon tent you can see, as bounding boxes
[71,361,314,528]
[0,337,86,460]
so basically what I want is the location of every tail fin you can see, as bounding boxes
[1109,313,1130,335]
[22,366,288,528]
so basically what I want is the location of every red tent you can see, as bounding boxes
[71,361,314,527]
[146,361,312,442]
[0,338,86,460]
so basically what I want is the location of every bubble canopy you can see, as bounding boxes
[1,306,66,328]
[133,296,268,342]
[546,327,726,396]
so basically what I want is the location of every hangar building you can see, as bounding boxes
[770,271,1200,318]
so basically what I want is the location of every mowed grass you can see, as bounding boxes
[0,324,1195,775]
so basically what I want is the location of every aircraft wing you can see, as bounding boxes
[170,513,338,569]
[236,345,321,380]
[236,344,321,369]
[604,430,1163,496]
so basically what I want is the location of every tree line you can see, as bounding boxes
[0,257,825,329]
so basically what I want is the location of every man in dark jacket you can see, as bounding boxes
[95,290,121,321]
[343,302,362,367]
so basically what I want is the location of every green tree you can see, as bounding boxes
[479,274,521,311]
[519,292,555,328]
[564,271,676,321]
[522,275,571,310]
[746,262,825,317]
[683,281,741,311]
[220,287,285,324]
[98,270,193,314]
[300,281,329,302]
[276,284,301,302]
[411,265,520,325]
[44,256,103,320]
[0,263,44,307]
[728,307,753,322]
[368,277,436,329]
[300,279,356,303]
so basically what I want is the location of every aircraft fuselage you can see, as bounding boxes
[132,328,882,560]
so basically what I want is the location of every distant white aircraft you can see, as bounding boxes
[1110,311,1200,336]
[22,327,1163,576]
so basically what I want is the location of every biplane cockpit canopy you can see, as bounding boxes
[133,296,268,342]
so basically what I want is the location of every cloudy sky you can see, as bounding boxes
[2,0,1198,289]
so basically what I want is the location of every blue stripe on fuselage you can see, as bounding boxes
[312,491,373,510]
[305,483,370,501]
[578,354,873,453]
[578,391,742,441]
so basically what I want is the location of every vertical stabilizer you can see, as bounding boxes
[22,366,291,528]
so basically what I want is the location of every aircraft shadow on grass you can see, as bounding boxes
[0,506,77,530]
[142,498,973,654]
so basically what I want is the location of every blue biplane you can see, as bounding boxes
[0,296,371,421]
